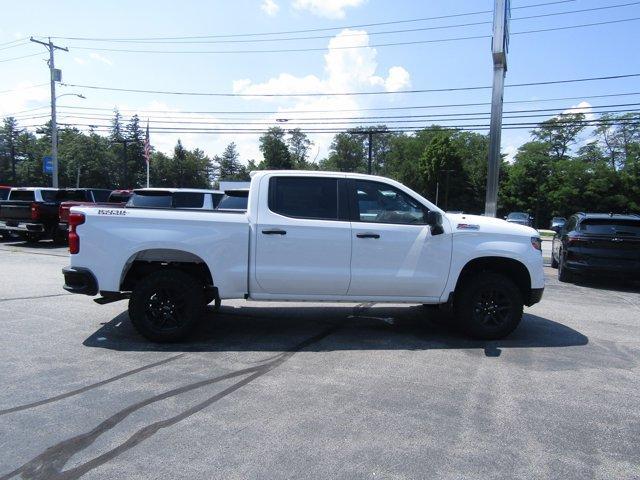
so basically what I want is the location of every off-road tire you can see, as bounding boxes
[454,272,524,340]
[128,269,204,342]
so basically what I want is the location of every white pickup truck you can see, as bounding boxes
[62,171,544,342]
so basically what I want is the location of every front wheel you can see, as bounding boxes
[128,269,204,342]
[454,272,524,340]
[557,254,573,283]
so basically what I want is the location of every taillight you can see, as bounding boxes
[68,212,85,254]
[30,202,40,220]
[59,205,69,223]
[531,236,542,252]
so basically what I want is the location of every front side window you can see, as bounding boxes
[355,180,426,225]
[269,177,338,220]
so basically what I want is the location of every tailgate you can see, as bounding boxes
[0,202,32,220]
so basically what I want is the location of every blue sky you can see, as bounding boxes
[1,0,639,163]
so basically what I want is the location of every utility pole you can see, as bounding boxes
[367,131,373,175]
[484,0,510,217]
[30,37,68,189]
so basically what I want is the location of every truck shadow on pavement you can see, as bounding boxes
[83,304,588,356]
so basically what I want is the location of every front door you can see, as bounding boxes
[254,175,352,296]
[347,179,451,299]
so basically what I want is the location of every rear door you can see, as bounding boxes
[254,175,351,295]
[347,179,451,298]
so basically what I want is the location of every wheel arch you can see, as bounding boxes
[454,256,531,301]
[120,248,214,291]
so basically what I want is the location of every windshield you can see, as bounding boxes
[579,219,640,236]
[507,212,528,220]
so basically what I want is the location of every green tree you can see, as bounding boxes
[217,142,244,179]
[0,117,22,184]
[259,127,292,169]
[287,129,313,169]
[532,112,586,161]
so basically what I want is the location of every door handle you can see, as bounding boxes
[356,233,380,239]
[262,229,287,235]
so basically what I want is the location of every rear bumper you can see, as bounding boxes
[62,266,98,296]
[526,287,544,306]
[0,220,47,234]
[565,261,640,278]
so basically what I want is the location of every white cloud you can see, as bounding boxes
[232,29,412,162]
[73,57,86,65]
[292,0,366,19]
[563,100,594,121]
[233,29,411,98]
[261,0,280,16]
[89,52,113,67]
[0,82,50,118]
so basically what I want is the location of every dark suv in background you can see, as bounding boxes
[552,213,640,282]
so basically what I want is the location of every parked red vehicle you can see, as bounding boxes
[58,190,132,238]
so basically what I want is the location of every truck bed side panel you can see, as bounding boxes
[70,208,249,298]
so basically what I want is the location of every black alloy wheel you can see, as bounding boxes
[129,269,204,342]
[454,272,523,340]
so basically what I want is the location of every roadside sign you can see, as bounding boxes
[43,156,53,174]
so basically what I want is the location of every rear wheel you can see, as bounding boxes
[25,233,42,243]
[454,272,523,340]
[558,253,573,283]
[128,269,204,342]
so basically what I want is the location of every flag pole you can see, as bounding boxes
[144,119,151,188]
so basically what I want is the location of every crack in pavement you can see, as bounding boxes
[0,354,186,416]
[0,324,340,480]
[0,294,71,303]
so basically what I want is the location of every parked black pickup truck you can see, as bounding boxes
[0,187,111,243]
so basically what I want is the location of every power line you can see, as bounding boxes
[0,37,28,47]
[26,118,638,134]
[6,92,640,120]
[16,103,635,123]
[59,73,640,98]
[0,52,45,63]
[0,83,49,94]
[61,17,640,54]
[34,2,639,47]
[42,0,577,42]
[0,41,30,51]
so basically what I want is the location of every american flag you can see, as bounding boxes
[143,120,151,165]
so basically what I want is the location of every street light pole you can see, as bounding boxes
[30,37,68,189]
[484,0,510,217]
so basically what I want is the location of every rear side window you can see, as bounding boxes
[127,192,172,208]
[0,189,9,201]
[269,177,338,220]
[217,195,248,210]
[173,192,205,208]
[56,190,87,201]
[92,190,111,202]
[579,219,640,236]
[9,190,35,201]
[108,192,131,203]
[41,190,57,201]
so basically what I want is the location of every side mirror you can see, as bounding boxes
[426,210,444,236]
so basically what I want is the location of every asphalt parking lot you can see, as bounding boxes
[0,239,638,480]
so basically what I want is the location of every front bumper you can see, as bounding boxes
[526,287,544,306]
[62,266,98,296]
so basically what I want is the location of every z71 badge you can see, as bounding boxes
[97,209,127,216]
